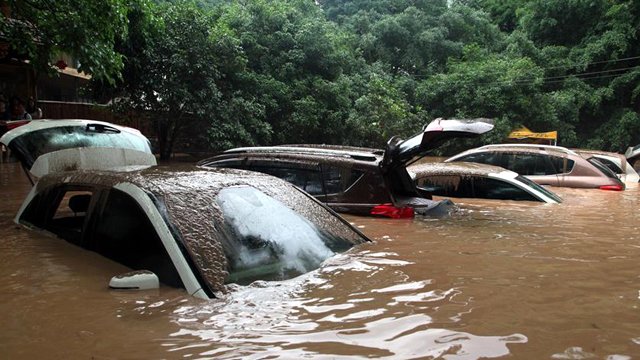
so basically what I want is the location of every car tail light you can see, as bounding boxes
[370,204,414,219]
[599,184,624,191]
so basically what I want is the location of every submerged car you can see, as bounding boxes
[2,120,369,299]
[573,149,639,184]
[625,144,640,172]
[408,162,562,203]
[0,119,157,183]
[199,118,495,218]
[446,144,626,190]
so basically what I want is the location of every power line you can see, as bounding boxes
[407,55,640,79]
[431,64,640,87]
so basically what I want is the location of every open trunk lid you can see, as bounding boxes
[381,118,494,171]
[0,120,156,180]
[380,118,494,198]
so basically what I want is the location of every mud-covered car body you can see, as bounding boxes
[4,121,369,299]
[409,162,562,203]
[446,144,625,190]
[200,118,495,217]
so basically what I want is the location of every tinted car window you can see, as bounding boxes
[587,158,624,181]
[516,175,563,203]
[459,151,575,176]
[216,186,356,285]
[214,160,325,196]
[252,166,324,195]
[321,165,364,195]
[20,186,183,287]
[19,186,96,245]
[458,152,502,166]
[91,189,183,287]
[591,157,622,174]
[418,175,538,201]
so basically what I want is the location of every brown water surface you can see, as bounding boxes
[1,161,639,359]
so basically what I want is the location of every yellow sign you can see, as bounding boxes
[508,126,557,140]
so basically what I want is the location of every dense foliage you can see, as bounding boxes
[1,0,128,83]
[47,0,640,157]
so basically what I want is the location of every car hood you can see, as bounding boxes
[0,119,157,179]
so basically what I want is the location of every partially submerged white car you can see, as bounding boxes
[1,120,369,299]
[575,149,639,184]
[409,162,562,204]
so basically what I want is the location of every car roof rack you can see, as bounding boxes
[478,144,578,155]
[224,146,380,162]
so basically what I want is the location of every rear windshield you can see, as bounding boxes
[587,158,624,182]
[8,125,152,168]
[590,157,623,174]
[216,186,363,285]
[515,175,563,203]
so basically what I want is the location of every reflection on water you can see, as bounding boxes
[1,161,639,359]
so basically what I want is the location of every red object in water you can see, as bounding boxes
[599,184,624,191]
[6,120,30,130]
[55,59,67,70]
[370,203,415,219]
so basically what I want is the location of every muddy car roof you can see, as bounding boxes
[222,145,383,163]
[409,162,516,178]
[474,144,579,156]
[0,119,145,144]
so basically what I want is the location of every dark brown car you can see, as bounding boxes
[199,118,495,218]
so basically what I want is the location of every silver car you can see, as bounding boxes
[446,144,626,190]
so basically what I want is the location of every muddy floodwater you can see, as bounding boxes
[1,160,639,359]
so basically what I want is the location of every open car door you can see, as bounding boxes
[0,119,156,184]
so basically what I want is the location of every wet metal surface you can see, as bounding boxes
[1,160,640,358]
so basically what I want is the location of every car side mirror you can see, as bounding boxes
[109,270,159,290]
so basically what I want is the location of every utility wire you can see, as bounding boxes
[434,65,640,87]
[408,55,640,79]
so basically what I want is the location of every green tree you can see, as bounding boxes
[116,1,245,159]
[0,0,128,83]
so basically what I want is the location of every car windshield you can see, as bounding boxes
[215,186,359,285]
[7,125,152,168]
[515,175,563,203]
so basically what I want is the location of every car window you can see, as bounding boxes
[216,186,356,285]
[244,164,325,195]
[548,156,574,174]
[472,177,538,201]
[208,159,326,196]
[587,158,623,181]
[19,187,96,245]
[516,175,563,203]
[417,175,538,201]
[499,153,571,175]
[503,153,548,175]
[457,152,502,166]
[591,157,622,174]
[321,165,364,195]
[22,186,185,288]
[90,189,183,288]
